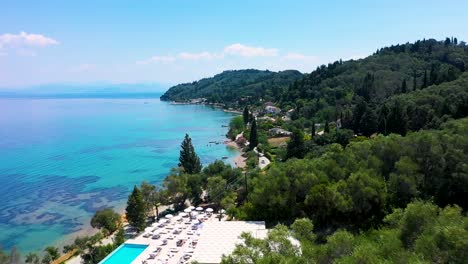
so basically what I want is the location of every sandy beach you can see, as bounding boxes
[225,140,246,169]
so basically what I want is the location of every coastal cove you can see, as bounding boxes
[0,97,240,253]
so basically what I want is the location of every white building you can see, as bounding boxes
[265,105,281,115]
[268,127,292,137]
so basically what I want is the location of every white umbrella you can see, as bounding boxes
[174,216,182,221]
[188,206,195,210]
[191,211,198,216]
[158,219,168,223]
[179,212,187,217]
[195,207,203,211]
[165,214,174,219]
[191,219,199,224]
[196,215,204,220]
[184,208,192,213]
[220,209,226,214]
[205,208,214,212]
[145,227,153,232]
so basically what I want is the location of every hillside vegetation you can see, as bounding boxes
[160,69,302,103]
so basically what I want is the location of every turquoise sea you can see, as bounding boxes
[0,96,238,253]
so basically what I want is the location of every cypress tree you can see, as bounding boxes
[401,79,407,93]
[429,64,437,85]
[360,108,378,137]
[286,128,305,159]
[249,119,258,150]
[447,66,457,81]
[378,104,390,135]
[179,134,202,174]
[126,186,146,232]
[352,99,368,133]
[242,106,249,126]
[412,71,417,91]
[324,121,330,133]
[444,37,451,47]
[387,101,408,136]
[358,73,373,102]
[422,70,428,89]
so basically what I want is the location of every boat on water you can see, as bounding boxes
[222,156,228,159]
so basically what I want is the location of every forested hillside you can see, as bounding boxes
[160,69,302,103]
[288,38,468,134]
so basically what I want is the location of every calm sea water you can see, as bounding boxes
[0,97,238,253]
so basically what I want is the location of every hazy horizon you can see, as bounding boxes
[0,82,170,95]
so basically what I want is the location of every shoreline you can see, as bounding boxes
[167,100,242,114]
[225,140,246,169]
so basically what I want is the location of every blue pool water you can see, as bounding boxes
[0,97,239,253]
[100,243,148,264]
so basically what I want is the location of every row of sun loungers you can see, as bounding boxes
[142,222,200,263]
[138,208,218,264]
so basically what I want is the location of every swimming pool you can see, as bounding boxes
[99,243,148,264]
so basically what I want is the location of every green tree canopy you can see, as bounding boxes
[125,186,146,232]
[25,252,40,264]
[162,169,190,210]
[90,208,121,235]
[178,134,202,174]
[242,106,249,125]
[206,176,227,209]
[286,128,305,159]
[248,119,258,150]
[41,246,59,264]
[227,116,244,140]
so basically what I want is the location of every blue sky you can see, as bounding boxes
[1,0,467,89]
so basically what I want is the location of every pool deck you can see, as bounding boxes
[128,212,224,264]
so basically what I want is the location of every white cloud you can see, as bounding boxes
[136,55,176,65]
[223,43,278,57]
[178,51,222,60]
[137,43,280,65]
[0,31,59,48]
